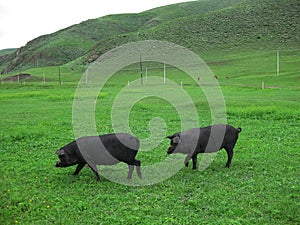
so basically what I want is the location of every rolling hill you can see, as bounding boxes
[0,0,299,73]
[86,0,300,62]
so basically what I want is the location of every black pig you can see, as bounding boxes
[166,124,242,169]
[55,133,141,181]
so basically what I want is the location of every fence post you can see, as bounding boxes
[163,63,166,84]
[43,72,46,85]
[58,67,62,85]
[85,70,88,85]
[277,49,280,76]
[140,55,143,86]
[145,67,148,83]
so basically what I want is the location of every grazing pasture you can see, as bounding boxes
[0,49,299,224]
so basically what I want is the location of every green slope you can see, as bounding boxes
[0,15,153,72]
[0,0,247,73]
[1,0,299,73]
[87,0,299,62]
[140,0,247,27]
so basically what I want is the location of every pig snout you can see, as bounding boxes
[55,159,62,167]
[167,145,176,154]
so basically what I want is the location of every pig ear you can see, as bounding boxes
[173,136,181,144]
[166,135,175,139]
[56,149,65,155]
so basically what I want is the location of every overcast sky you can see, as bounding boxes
[0,0,193,50]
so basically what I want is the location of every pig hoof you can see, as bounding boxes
[185,162,189,167]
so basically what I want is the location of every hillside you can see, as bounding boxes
[0,15,154,72]
[87,0,300,62]
[0,0,247,73]
[1,0,299,73]
[149,0,300,50]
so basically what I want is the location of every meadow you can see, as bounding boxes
[0,49,299,224]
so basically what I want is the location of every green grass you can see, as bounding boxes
[1,0,299,222]
[0,47,299,224]
[3,48,299,89]
[206,48,300,88]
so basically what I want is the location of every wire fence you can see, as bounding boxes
[1,49,299,89]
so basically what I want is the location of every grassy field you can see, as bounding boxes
[0,49,299,224]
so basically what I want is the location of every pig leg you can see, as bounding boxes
[127,160,142,179]
[91,169,100,181]
[184,153,193,167]
[127,165,134,179]
[135,160,142,179]
[224,144,234,168]
[136,166,142,179]
[192,155,198,170]
[88,162,100,181]
[73,163,86,175]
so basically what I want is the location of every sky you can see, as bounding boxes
[0,0,192,50]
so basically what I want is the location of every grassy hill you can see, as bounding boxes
[0,0,248,73]
[87,0,300,62]
[150,0,299,50]
[0,15,154,72]
[0,0,299,73]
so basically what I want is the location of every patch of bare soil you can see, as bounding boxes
[1,73,31,82]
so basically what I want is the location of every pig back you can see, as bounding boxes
[76,135,119,165]
[101,133,140,164]
[76,134,139,165]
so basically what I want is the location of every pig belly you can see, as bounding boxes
[94,153,120,165]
